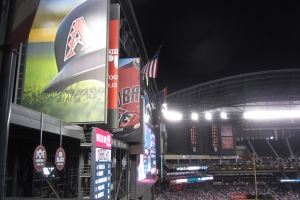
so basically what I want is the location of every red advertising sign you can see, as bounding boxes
[221,125,233,136]
[95,128,112,149]
[97,4,120,129]
[230,193,247,199]
[33,145,47,172]
[222,137,234,149]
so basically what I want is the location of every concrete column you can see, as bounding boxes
[274,129,278,140]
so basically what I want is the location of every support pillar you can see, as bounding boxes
[274,129,278,140]
[0,0,16,198]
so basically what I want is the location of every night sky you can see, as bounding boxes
[131,0,300,94]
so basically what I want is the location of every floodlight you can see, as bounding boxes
[221,112,227,119]
[191,113,198,120]
[205,112,212,120]
[244,110,300,119]
[163,111,182,120]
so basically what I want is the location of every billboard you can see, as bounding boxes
[112,58,141,142]
[221,137,234,149]
[23,0,109,123]
[221,125,233,136]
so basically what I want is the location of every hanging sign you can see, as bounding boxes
[55,147,66,171]
[33,145,47,172]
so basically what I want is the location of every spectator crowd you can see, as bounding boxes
[155,183,300,200]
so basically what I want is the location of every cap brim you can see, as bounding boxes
[43,47,106,93]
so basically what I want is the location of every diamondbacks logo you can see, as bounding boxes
[64,16,94,61]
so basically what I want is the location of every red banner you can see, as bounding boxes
[112,58,141,142]
[97,4,119,129]
[222,137,234,149]
[95,128,112,149]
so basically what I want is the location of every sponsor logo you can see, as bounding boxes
[64,16,93,61]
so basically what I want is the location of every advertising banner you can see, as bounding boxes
[222,137,234,149]
[23,0,109,123]
[221,125,233,136]
[112,58,141,142]
[97,4,119,129]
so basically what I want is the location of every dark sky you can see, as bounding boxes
[130,0,300,94]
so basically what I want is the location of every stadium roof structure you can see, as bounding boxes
[166,69,300,130]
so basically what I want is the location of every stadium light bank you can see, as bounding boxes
[244,110,300,119]
[163,108,300,121]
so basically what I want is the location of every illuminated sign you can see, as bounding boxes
[167,171,196,176]
[176,166,207,171]
[94,163,111,199]
[170,176,213,184]
[93,128,112,199]
[95,128,112,149]
[280,179,300,182]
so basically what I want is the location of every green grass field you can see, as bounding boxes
[23,56,106,123]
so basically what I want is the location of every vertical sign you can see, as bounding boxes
[112,58,141,142]
[97,4,120,130]
[191,126,197,152]
[92,128,112,199]
[212,125,218,152]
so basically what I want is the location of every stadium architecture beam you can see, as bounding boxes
[164,69,300,131]
[166,69,300,115]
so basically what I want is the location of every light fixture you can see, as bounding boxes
[244,110,300,119]
[163,111,182,120]
[191,113,198,120]
[220,112,227,119]
[205,112,212,120]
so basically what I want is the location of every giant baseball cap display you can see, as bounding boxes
[43,0,108,93]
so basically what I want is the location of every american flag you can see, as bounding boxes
[142,46,161,79]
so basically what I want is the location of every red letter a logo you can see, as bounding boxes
[64,16,93,61]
